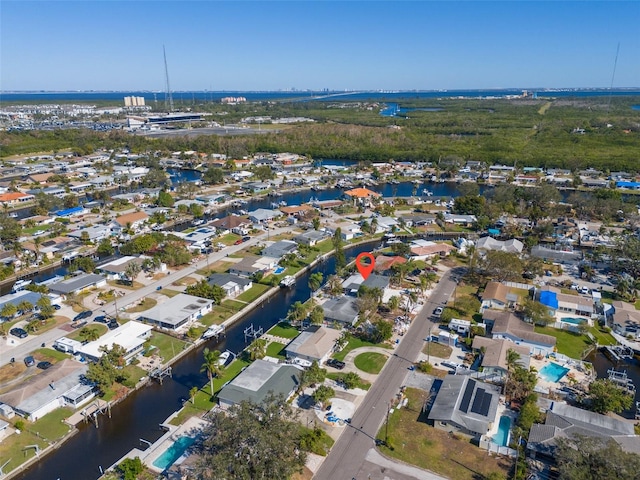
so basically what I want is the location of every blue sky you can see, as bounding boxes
[2,1,638,91]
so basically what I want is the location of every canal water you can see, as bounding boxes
[16,241,380,480]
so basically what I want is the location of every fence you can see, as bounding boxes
[479,438,518,458]
[503,281,535,291]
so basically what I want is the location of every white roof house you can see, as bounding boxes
[284,326,342,365]
[139,294,214,331]
[78,321,152,363]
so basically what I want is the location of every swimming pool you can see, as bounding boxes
[539,362,570,383]
[561,317,586,325]
[494,415,511,447]
[273,266,286,275]
[152,436,196,471]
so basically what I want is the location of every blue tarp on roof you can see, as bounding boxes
[488,228,500,235]
[56,206,84,217]
[616,181,640,189]
[539,290,558,309]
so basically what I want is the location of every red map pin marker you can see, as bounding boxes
[356,252,375,280]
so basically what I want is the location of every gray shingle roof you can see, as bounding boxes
[48,273,106,295]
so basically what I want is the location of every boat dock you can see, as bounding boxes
[603,345,635,364]
[607,368,636,393]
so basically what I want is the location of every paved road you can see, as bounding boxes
[0,227,288,368]
[313,267,464,480]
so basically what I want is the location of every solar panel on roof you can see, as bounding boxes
[470,388,492,417]
[459,379,475,413]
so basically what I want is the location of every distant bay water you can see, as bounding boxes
[2,89,640,104]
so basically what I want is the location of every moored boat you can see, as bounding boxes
[280,275,295,288]
[202,324,224,339]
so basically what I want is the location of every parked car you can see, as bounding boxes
[37,361,52,370]
[94,315,107,323]
[433,307,444,317]
[10,327,28,339]
[234,239,243,245]
[326,359,346,370]
[107,320,119,330]
[24,356,35,367]
[242,236,251,242]
[74,310,93,321]
[53,304,61,310]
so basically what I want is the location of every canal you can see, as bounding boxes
[16,241,381,480]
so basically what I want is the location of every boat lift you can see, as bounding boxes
[243,324,263,343]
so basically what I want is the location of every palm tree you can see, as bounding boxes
[326,275,343,297]
[79,327,100,342]
[505,348,521,401]
[17,300,33,315]
[201,348,223,396]
[287,301,307,324]
[308,272,323,299]
[387,295,400,314]
[247,339,267,361]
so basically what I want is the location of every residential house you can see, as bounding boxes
[428,375,501,439]
[294,230,328,247]
[373,255,407,275]
[484,311,556,355]
[322,296,360,326]
[0,359,93,421]
[78,321,152,363]
[443,214,477,226]
[211,215,251,235]
[610,301,640,339]
[527,402,640,462]
[284,326,342,365]
[471,337,530,379]
[208,273,252,298]
[398,213,436,227]
[228,255,277,278]
[217,359,303,410]
[55,206,88,218]
[248,208,280,224]
[113,211,149,234]
[48,273,108,297]
[0,290,47,317]
[139,294,214,331]
[342,273,390,295]
[344,187,381,207]
[538,287,594,318]
[96,256,145,281]
[68,224,113,243]
[476,236,524,254]
[262,240,298,260]
[280,204,314,219]
[410,240,456,258]
[0,192,35,206]
[480,282,520,313]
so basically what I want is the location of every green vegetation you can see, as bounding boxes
[268,322,301,339]
[145,331,188,362]
[125,297,157,313]
[534,325,615,359]
[377,388,510,480]
[266,341,286,360]
[327,372,371,390]
[353,352,388,374]
[299,425,335,456]
[236,283,271,303]
[421,342,452,359]
[333,337,391,362]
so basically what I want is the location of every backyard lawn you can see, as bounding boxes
[268,322,301,339]
[377,388,511,480]
[354,352,388,374]
[266,341,287,360]
[146,331,188,363]
[534,325,616,359]
[236,284,271,303]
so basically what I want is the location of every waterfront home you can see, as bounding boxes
[19,215,55,227]
[410,240,456,259]
[373,255,407,274]
[112,211,149,234]
[28,186,66,198]
[48,273,108,297]
[22,236,77,260]
[0,191,35,206]
[537,286,595,318]
[0,359,93,421]
[344,187,381,207]
[211,215,251,235]
[322,296,359,326]
[476,236,524,254]
[261,240,298,260]
[217,359,303,410]
[0,290,46,318]
[78,321,152,363]
[610,301,640,340]
[248,208,280,224]
[228,255,277,278]
[471,337,530,380]
[293,230,328,247]
[285,326,342,365]
[280,204,314,219]
[68,224,114,243]
[480,282,520,313]
[397,213,436,227]
[96,256,146,281]
[443,213,477,226]
[372,216,399,233]
[342,273,390,295]
[208,273,252,298]
[428,375,501,440]
[89,175,115,188]
[242,182,272,194]
[139,294,214,331]
[483,311,556,356]
[55,206,88,218]
[527,402,640,463]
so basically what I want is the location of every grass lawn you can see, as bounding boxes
[534,325,615,359]
[160,289,182,298]
[33,347,70,362]
[219,233,241,245]
[377,388,511,480]
[146,332,188,363]
[333,337,391,362]
[268,322,301,339]
[236,284,271,303]
[197,261,234,275]
[122,364,148,385]
[327,372,371,390]
[28,315,70,335]
[422,342,453,359]
[266,341,286,360]
[354,352,388,374]
[107,280,144,290]
[171,276,198,287]
[198,304,236,326]
[0,429,48,474]
[125,297,157,313]
[67,323,108,341]
[31,407,74,440]
[222,299,245,311]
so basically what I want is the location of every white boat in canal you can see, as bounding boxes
[217,351,231,365]
[11,279,32,293]
[202,325,224,339]
[280,275,295,288]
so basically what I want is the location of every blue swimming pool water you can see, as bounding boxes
[273,266,286,275]
[561,317,586,325]
[152,436,196,470]
[539,362,570,383]
[495,415,511,447]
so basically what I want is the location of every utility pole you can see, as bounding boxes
[163,45,174,112]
